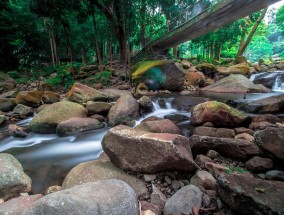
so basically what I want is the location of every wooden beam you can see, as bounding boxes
[145,0,281,52]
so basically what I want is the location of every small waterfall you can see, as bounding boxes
[272,75,284,92]
[249,74,257,81]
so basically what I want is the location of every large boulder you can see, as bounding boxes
[135,118,181,134]
[189,135,262,161]
[25,180,139,215]
[238,94,284,113]
[216,173,284,215]
[163,185,203,215]
[255,128,284,162]
[107,95,140,127]
[202,74,271,93]
[159,61,185,91]
[62,160,147,196]
[0,194,43,215]
[16,91,44,106]
[56,117,104,136]
[67,83,108,104]
[191,101,250,127]
[29,101,87,133]
[0,153,32,200]
[131,60,184,91]
[102,125,198,173]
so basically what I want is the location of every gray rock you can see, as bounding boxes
[13,104,33,116]
[25,180,139,215]
[0,194,42,215]
[266,170,284,182]
[150,185,167,209]
[164,185,202,215]
[56,117,104,136]
[0,153,32,200]
[29,101,87,134]
[62,160,147,197]
[217,172,284,215]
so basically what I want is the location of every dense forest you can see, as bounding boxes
[1,0,284,71]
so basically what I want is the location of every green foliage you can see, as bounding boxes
[94,71,111,86]
[7,71,21,79]
[245,36,273,62]
[45,66,74,88]
[226,165,249,174]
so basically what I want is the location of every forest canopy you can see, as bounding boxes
[0,0,284,71]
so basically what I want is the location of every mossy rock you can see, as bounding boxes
[29,101,87,134]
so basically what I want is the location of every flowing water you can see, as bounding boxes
[0,92,283,193]
[0,99,184,193]
[250,71,284,92]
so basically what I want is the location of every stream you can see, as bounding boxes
[0,76,284,193]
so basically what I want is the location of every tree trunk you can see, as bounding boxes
[51,32,59,66]
[140,0,146,47]
[91,5,103,71]
[237,8,268,57]
[173,46,178,59]
[49,36,55,66]
[68,46,73,65]
[82,47,86,65]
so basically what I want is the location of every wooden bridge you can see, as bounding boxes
[131,0,281,64]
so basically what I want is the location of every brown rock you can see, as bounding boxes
[108,95,140,127]
[255,128,284,162]
[184,71,205,87]
[86,101,113,115]
[216,173,284,215]
[189,135,262,161]
[249,122,278,131]
[0,194,42,214]
[195,155,213,168]
[16,91,43,106]
[205,162,230,177]
[138,96,154,113]
[191,101,249,127]
[67,82,108,104]
[235,133,255,142]
[245,156,273,173]
[140,201,162,215]
[150,185,167,209]
[0,98,16,112]
[252,114,281,124]
[135,118,181,134]
[234,127,254,136]
[193,126,235,138]
[42,91,60,104]
[190,170,216,190]
[102,125,198,173]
